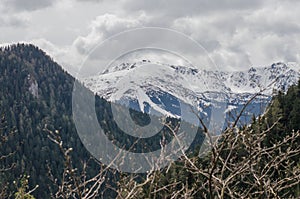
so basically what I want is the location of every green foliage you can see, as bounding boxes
[262,83,300,146]
[14,175,36,199]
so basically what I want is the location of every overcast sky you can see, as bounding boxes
[1,0,300,74]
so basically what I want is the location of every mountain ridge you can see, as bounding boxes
[83,60,300,126]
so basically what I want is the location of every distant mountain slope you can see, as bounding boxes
[84,61,300,127]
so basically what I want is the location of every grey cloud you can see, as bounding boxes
[3,0,55,11]
[76,0,103,2]
[123,0,264,17]
[0,15,29,27]
[249,20,300,37]
[201,40,221,52]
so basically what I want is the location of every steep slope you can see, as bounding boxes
[0,44,116,198]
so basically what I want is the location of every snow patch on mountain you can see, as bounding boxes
[83,61,300,126]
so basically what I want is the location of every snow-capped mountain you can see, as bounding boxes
[83,61,300,128]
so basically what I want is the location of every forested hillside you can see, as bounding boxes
[0,44,116,198]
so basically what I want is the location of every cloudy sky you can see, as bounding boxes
[1,0,300,74]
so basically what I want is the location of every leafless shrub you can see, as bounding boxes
[45,127,113,199]
[49,82,300,198]
[115,88,300,198]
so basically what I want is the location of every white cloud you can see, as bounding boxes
[73,13,147,55]
[31,38,82,75]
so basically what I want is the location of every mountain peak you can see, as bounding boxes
[270,62,286,68]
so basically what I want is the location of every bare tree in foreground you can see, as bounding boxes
[47,114,300,198]
[114,79,300,199]
[46,127,112,199]
[48,86,300,198]
[115,117,300,199]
